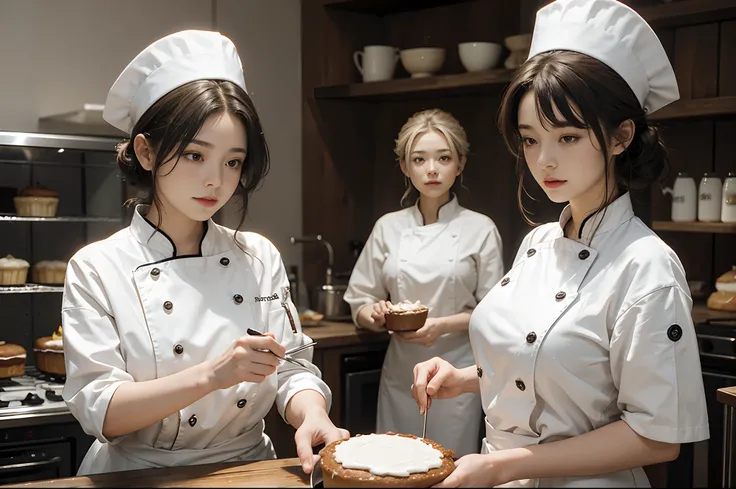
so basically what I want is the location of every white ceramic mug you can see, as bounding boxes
[662,173,697,222]
[698,173,722,222]
[353,45,399,82]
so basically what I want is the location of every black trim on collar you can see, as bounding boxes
[140,216,209,258]
[578,213,596,240]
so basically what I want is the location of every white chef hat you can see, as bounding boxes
[527,0,678,114]
[103,30,247,134]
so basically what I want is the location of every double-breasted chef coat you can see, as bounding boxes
[469,192,709,487]
[345,195,504,457]
[61,205,331,475]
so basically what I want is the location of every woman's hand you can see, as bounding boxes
[434,453,511,488]
[294,410,350,474]
[370,300,392,326]
[412,357,467,413]
[393,318,445,346]
[206,333,285,390]
[357,300,393,331]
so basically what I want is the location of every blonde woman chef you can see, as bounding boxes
[344,109,504,457]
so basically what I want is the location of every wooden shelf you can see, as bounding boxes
[314,69,514,101]
[649,96,736,121]
[638,0,736,28]
[652,221,736,234]
[693,302,736,325]
[322,0,475,15]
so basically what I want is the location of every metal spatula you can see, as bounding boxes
[422,395,430,439]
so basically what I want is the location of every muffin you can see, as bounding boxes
[385,300,429,332]
[319,432,455,488]
[708,266,736,312]
[0,342,27,378]
[34,326,65,376]
[0,255,30,285]
[32,260,67,285]
[14,184,59,217]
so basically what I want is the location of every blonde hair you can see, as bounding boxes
[394,109,469,207]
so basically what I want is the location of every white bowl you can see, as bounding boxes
[400,48,446,78]
[504,33,532,52]
[458,42,502,72]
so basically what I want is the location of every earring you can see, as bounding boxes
[404,176,410,188]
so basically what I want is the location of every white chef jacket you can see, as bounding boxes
[345,195,504,457]
[62,205,331,475]
[470,192,709,488]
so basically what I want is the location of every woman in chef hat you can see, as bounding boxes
[411,1,709,486]
[345,108,504,457]
[61,30,347,476]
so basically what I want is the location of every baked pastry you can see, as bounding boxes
[0,342,27,378]
[32,260,67,285]
[34,326,65,375]
[319,433,455,488]
[0,255,30,285]
[708,267,736,312]
[385,301,429,332]
[14,184,59,217]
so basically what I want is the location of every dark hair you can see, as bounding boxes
[116,79,270,246]
[497,50,669,228]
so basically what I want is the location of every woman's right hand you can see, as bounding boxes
[357,300,393,331]
[207,333,285,391]
[411,357,464,414]
[370,300,392,326]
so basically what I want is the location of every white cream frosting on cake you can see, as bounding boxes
[35,339,63,351]
[716,282,736,293]
[334,434,443,477]
[0,255,30,268]
[388,300,426,312]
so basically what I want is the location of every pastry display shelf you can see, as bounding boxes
[0,284,63,294]
[0,215,123,223]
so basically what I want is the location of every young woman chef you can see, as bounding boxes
[344,109,504,457]
[411,1,709,486]
[61,30,347,476]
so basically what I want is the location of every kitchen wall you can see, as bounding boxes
[0,0,302,269]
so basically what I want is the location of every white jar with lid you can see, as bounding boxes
[698,173,722,222]
[722,172,736,223]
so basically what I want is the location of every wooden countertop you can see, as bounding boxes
[692,302,736,325]
[718,386,736,408]
[5,458,309,488]
[304,320,389,349]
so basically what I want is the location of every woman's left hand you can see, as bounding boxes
[294,411,350,474]
[394,318,445,347]
[434,453,510,488]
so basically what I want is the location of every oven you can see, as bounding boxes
[0,420,94,484]
[693,318,736,487]
[342,349,386,436]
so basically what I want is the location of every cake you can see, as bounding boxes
[319,433,454,488]
[0,255,30,285]
[0,342,27,378]
[34,326,65,376]
[708,267,736,312]
[14,184,59,217]
[32,260,67,285]
[384,301,429,332]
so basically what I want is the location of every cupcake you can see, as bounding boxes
[14,184,59,217]
[0,342,27,378]
[385,300,429,331]
[0,255,30,285]
[708,266,736,312]
[32,260,67,285]
[34,326,65,376]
